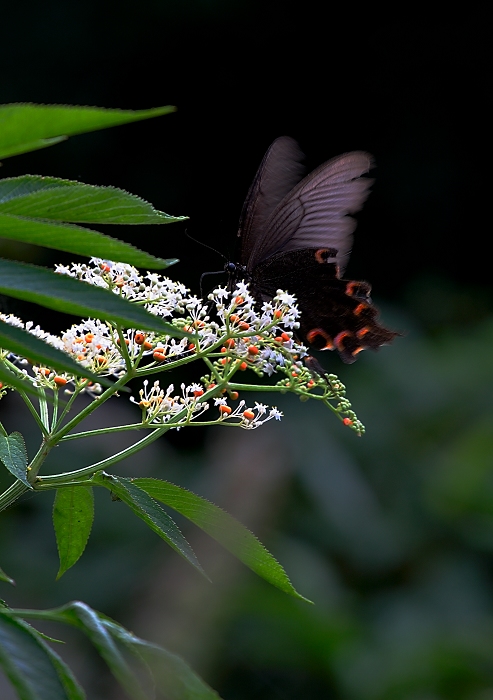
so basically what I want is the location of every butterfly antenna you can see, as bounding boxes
[185,230,228,261]
[199,270,227,298]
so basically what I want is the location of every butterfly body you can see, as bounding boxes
[230,137,398,364]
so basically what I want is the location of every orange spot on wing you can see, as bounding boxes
[334,331,352,350]
[353,303,366,316]
[307,328,332,345]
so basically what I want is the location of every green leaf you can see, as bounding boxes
[0,431,30,487]
[0,613,85,699]
[0,176,186,227]
[0,319,108,384]
[0,362,42,396]
[101,616,222,699]
[53,486,94,579]
[47,602,148,700]
[133,478,312,603]
[0,213,180,270]
[0,103,176,160]
[94,474,206,577]
[12,601,222,700]
[0,260,186,336]
[0,565,15,585]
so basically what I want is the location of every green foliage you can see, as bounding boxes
[0,176,183,266]
[94,474,206,577]
[53,486,94,579]
[0,102,330,698]
[0,316,108,386]
[0,602,221,699]
[0,432,29,488]
[0,259,184,335]
[0,613,85,699]
[134,477,311,602]
[0,103,176,160]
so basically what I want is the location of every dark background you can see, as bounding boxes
[1,5,492,700]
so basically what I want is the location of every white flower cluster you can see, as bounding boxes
[55,259,189,318]
[0,259,307,427]
[130,380,283,430]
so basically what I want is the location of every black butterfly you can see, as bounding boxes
[227,136,398,364]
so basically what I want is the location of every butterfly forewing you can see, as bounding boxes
[238,137,305,266]
[242,150,373,275]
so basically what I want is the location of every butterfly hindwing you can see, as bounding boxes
[252,248,398,363]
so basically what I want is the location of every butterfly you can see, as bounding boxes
[227,136,398,364]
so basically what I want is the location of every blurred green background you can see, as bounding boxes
[1,5,491,699]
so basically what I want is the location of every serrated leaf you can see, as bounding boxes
[0,259,186,336]
[0,566,15,585]
[0,103,176,160]
[15,601,222,700]
[0,319,108,384]
[93,474,206,577]
[53,486,94,579]
[102,617,222,699]
[0,431,30,488]
[0,613,85,699]
[0,176,186,227]
[0,213,180,269]
[133,478,312,602]
[48,602,147,700]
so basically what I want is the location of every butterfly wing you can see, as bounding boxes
[242,148,373,276]
[252,248,399,363]
[236,138,397,363]
[238,136,305,266]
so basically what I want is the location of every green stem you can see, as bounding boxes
[18,391,48,436]
[54,382,84,429]
[59,423,147,441]
[50,387,59,431]
[35,426,169,487]
[50,372,131,443]
[0,480,30,512]
[116,325,133,373]
[38,387,49,431]
[27,439,53,483]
